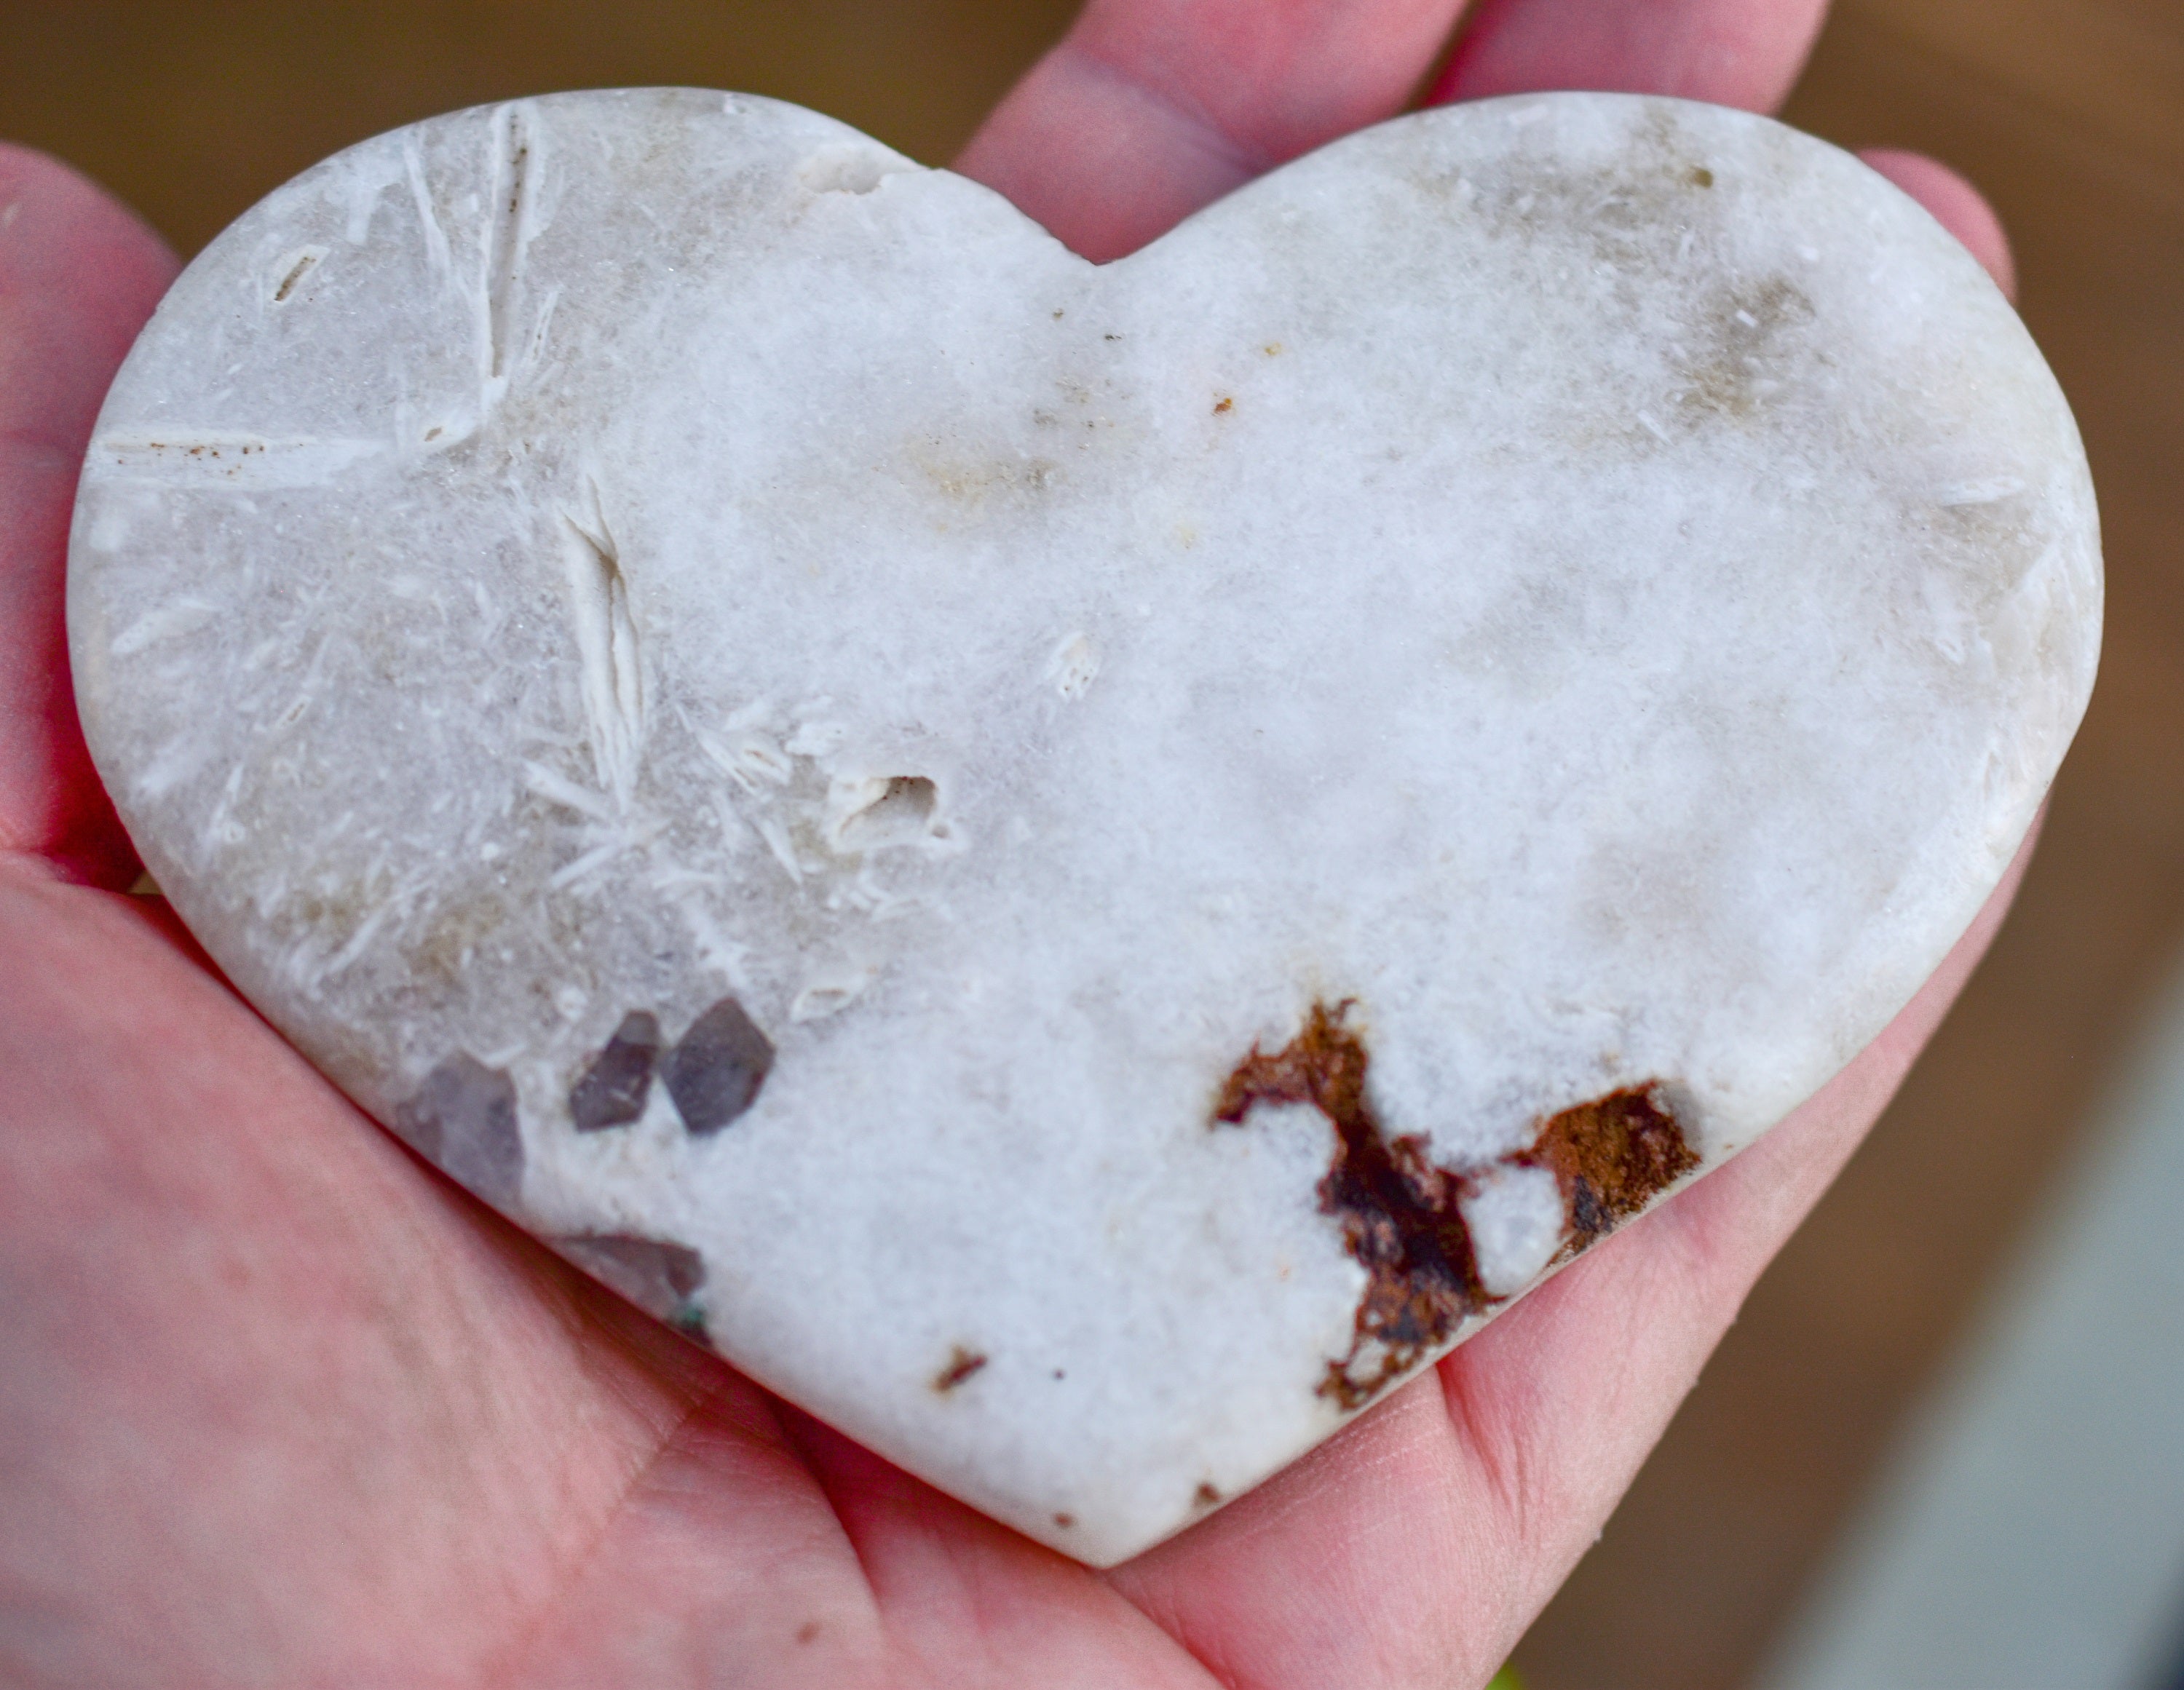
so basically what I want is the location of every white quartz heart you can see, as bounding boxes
[68,87,2100,1565]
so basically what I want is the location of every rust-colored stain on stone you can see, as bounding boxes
[1219,1003,1698,1411]
[1522,1084,1698,1252]
[933,1346,988,1393]
[1215,1001,1488,1411]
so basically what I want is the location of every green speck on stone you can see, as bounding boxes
[1485,1667,1526,1690]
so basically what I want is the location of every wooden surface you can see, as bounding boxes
[0,0,1080,250]
[3,5,2175,1686]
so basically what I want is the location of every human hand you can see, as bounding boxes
[1,2,2025,1683]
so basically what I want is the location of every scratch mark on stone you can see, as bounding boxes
[481,101,542,393]
[87,435,384,490]
[403,134,453,276]
[322,899,396,979]
[697,730,792,793]
[754,815,803,883]
[111,598,217,656]
[933,1346,987,1392]
[271,246,326,304]
[522,759,615,822]
[559,479,644,809]
[548,836,630,891]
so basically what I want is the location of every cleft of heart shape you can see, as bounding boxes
[68,87,2100,1565]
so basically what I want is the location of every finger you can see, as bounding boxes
[771,1411,1218,1690]
[486,1367,902,1690]
[1432,0,1832,113]
[0,861,696,1680]
[956,0,1473,260]
[1108,828,2036,1687]
[1861,148,2017,301]
[0,145,176,886]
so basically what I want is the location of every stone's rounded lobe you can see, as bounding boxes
[662,996,775,1136]
[67,89,2100,1564]
[569,1009,662,1130]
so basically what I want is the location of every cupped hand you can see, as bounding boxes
[0,4,2025,1684]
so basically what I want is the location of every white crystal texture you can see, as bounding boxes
[1462,1165,1567,1298]
[68,89,2100,1564]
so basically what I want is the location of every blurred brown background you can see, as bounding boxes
[5,3,2177,1686]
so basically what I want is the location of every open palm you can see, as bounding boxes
[1,1,2027,1683]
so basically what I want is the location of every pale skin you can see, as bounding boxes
[0,1,2029,1683]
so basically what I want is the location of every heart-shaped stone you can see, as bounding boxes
[68,88,2099,1565]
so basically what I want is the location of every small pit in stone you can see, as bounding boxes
[662,996,775,1136]
[834,775,939,853]
[797,144,900,195]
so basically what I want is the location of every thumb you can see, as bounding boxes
[0,145,176,885]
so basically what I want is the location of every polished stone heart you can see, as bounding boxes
[68,88,2100,1564]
